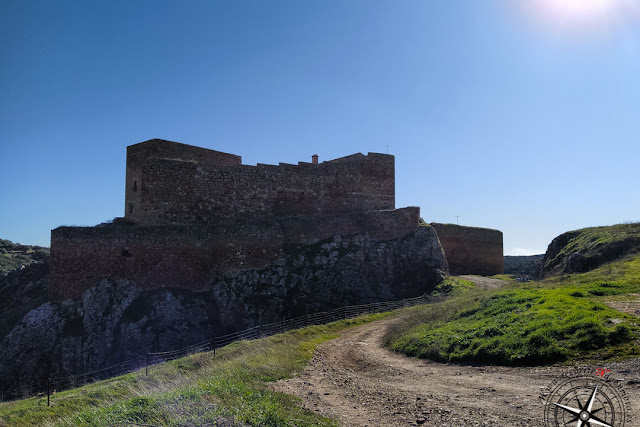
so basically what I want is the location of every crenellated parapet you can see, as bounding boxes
[125,139,394,225]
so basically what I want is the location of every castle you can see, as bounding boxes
[49,139,418,301]
[49,139,503,302]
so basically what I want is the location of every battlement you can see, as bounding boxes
[125,139,395,225]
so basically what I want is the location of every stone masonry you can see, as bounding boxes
[125,139,394,225]
[50,139,415,302]
[431,223,504,276]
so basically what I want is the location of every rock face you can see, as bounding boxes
[0,226,447,396]
[0,261,49,342]
[540,224,640,277]
[564,253,588,274]
[212,226,448,331]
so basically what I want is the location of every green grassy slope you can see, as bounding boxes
[540,222,640,277]
[386,255,640,366]
[0,313,390,427]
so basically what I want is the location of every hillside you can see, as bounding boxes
[2,265,639,425]
[0,239,49,341]
[503,254,544,278]
[387,253,640,366]
[0,314,387,426]
[0,238,49,275]
[539,222,640,277]
[2,245,640,424]
[386,223,640,366]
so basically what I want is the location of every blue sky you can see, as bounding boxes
[1,0,639,255]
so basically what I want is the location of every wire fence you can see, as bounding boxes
[0,294,440,404]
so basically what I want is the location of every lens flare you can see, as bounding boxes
[544,0,618,21]
[517,0,640,33]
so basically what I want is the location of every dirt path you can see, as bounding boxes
[458,275,510,290]
[273,319,640,426]
[606,293,640,317]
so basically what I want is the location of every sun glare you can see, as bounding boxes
[518,0,639,32]
[544,0,617,20]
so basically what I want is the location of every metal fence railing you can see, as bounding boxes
[0,294,440,404]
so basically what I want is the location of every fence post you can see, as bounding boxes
[145,353,149,376]
[305,314,309,327]
[47,376,51,407]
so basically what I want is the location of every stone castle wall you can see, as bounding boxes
[50,208,420,301]
[431,223,503,276]
[124,139,394,225]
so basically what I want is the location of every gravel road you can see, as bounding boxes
[273,318,640,426]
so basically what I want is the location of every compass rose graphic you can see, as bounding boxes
[542,373,630,426]
[551,384,612,426]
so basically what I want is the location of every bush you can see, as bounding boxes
[609,324,634,345]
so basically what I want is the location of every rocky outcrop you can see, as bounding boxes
[0,226,447,396]
[0,261,49,342]
[540,224,640,277]
[212,226,447,331]
[564,253,588,274]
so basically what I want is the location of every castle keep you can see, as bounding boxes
[50,139,418,301]
[125,139,395,225]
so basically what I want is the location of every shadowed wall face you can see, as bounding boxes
[49,208,420,301]
[431,223,504,276]
[124,139,395,225]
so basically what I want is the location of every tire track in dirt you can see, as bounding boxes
[273,319,640,426]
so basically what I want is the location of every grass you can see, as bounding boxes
[0,245,49,275]
[490,274,517,282]
[559,222,640,256]
[541,222,640,275]
[386,255,640,366]
[0,313,390,426]
[431,276,476,296]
